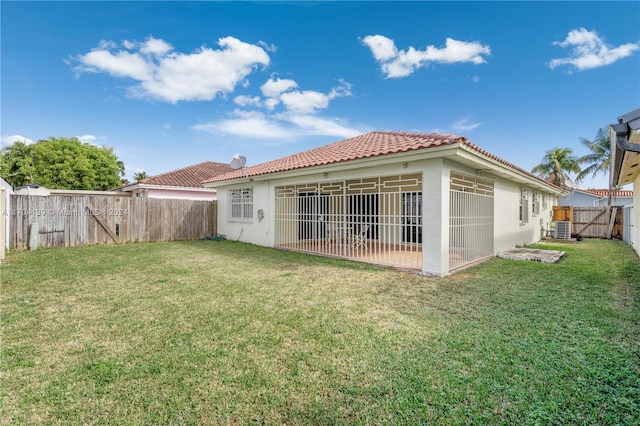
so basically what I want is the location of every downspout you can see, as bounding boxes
[612,121,640,153]
[610,121,640,202]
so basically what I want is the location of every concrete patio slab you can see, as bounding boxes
[497,248,565,264]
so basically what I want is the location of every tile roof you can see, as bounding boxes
[584,189,633,198]
[204,131,556,189]
[139,161,233,187]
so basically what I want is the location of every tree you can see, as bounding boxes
[532,147,581,188]
[0,137,125,190]
[1,140,36,186]
[133,171,148,181]
[576,127,613,205]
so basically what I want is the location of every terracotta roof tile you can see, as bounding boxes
[140,161,233,187]
[204,131,557,190]
[204,131,465,183]
[584,189,633,197]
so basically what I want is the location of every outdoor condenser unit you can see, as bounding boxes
[554,221,571,240]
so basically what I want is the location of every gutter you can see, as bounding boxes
[611,114,640,185]
[611,122,640,153]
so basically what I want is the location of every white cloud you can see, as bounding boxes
[279,80,352,114]
[76,134,98,143]
[451,117,482,132]
[77,49,152,80]
[260,77,298,98]
[193,110,295,140]
[139,37,173,57]
[193,69,357,142]
[362,35,491,78]
[280,90,332,114]
[549,28,639,71]
[257,41,277,53]
[234,95,262,107]
[1,135,34,147]
[279,114,363,138]
[73,35,270,103]
[193,108,364,142]
[361,35,398,61]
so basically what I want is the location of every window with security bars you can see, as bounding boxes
[520,189,529,224]
[229,188,253,222]
[532,193,540,216]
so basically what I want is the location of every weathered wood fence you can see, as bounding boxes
[552,206,624,239]
[8,193,217,250]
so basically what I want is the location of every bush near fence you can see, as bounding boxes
[8,193,217,249]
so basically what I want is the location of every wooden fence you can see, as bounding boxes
[0,187,6,261]
[552,206,623,239]
[8,193,217,250]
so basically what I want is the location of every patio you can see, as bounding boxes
[275,239,424,271]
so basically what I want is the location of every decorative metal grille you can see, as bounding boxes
[274,173,423,270]
[449,172,494,270]
[228,188,253,222]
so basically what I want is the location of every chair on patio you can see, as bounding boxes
[352,224,370,249]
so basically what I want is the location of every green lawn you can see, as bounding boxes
[1,239,638,425]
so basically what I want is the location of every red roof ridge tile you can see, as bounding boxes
[583,188,633,197]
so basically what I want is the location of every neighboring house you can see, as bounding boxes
[204,131,563,276]
[611,108,640,256]
[13,184,51,196]
[558,188,633,207]
[116,161,233,200]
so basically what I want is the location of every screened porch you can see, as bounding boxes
[274,173,424,271]
[273,171,495,274]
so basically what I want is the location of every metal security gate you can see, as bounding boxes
[274,173,423,270]
[449,172,494,271]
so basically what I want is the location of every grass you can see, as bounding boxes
[1,239,638,425]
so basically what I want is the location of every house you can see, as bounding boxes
[203,131,563,276]
[611,108,640,256]
[116,161,233,200]
[558,188,633,207]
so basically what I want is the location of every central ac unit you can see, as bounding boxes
[554,221,571,240]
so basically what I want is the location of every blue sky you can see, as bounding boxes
[2,1,639,189]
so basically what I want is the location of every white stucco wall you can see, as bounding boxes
[492,178,554,251]
[217,179,274,245]
[213,155,559,275]
[422,159,449,275]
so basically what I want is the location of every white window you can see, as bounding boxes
[228,188,253,222]
[532,193,540,216]
[520,189,529,224]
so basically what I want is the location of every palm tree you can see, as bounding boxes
[1,141,35,186]
[532,147,581,188]
[133,171,148,181]
[576,127,613,205]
